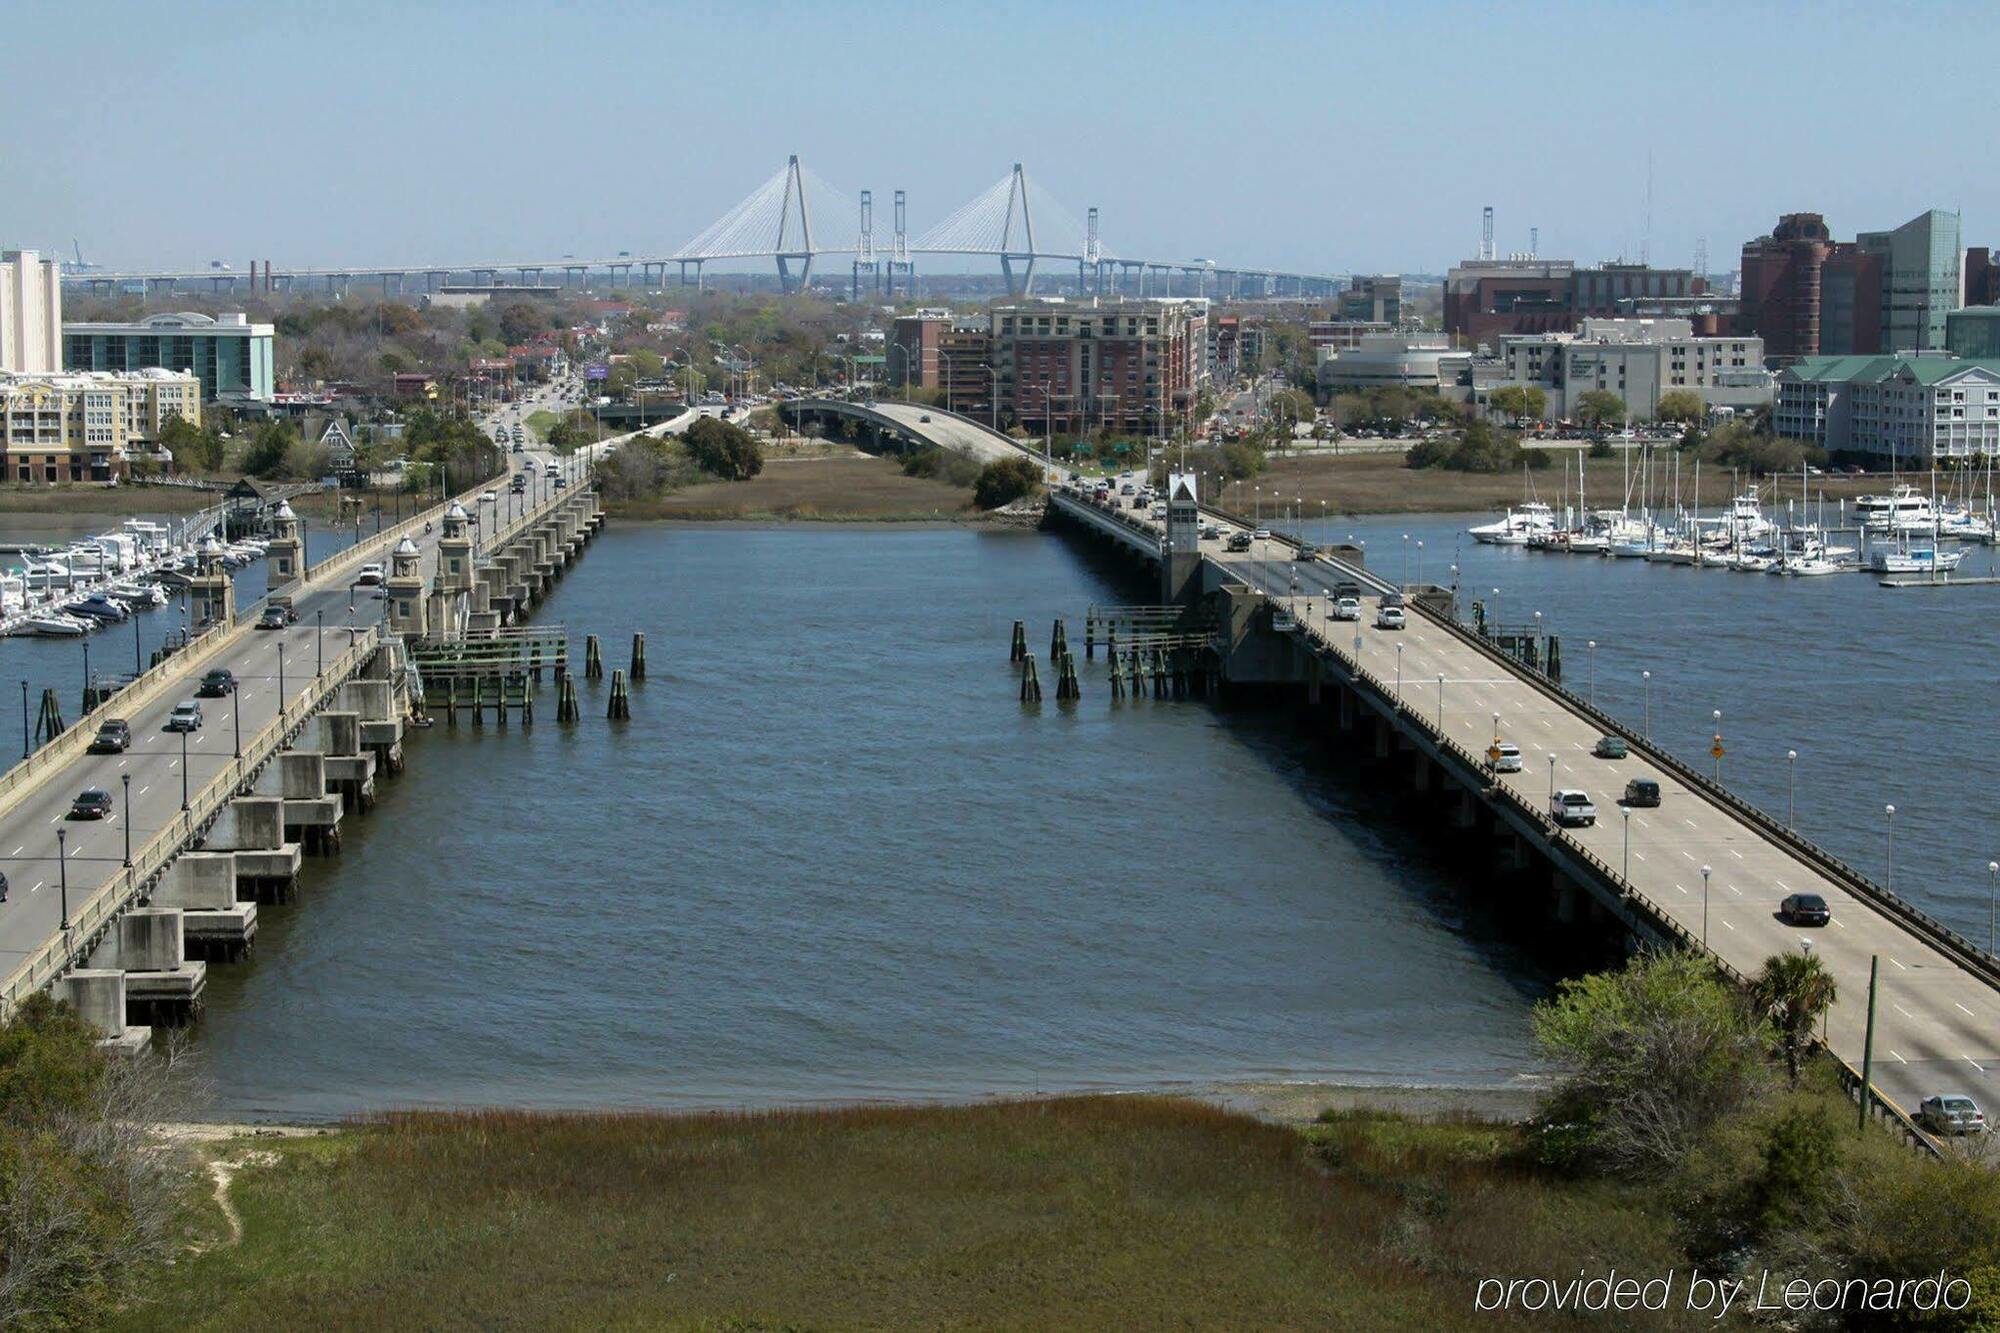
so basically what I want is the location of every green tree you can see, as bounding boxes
[1489,384,1547,424]
[972,456,1041,509]
[683,416,764,481]
[1749,952,1837,1089]
[1575,389,1627,430]
[624,348,664,380]
[242,420,298,478]
[1532,949,1770,1173]
[155,415,224,473]
[1654,389,1707,426]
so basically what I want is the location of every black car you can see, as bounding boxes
[1622,777,1662,808]
[68,787,114,820]
[1781,892,1832,927]
[197,668,236,698]
[87,719,131,754]
[256,605,295,630]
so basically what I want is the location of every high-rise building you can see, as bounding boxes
[990,298,1207,436]
[0,249,62,374]
[1443,259,1701,347]
[63,311,276,402]
[1856,208,1962,352]
[1337,274,1401,325]
[1945,307,2000,359]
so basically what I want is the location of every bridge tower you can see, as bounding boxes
[999,163,1036,298]
[774,154,815,295]
[189,535,235,629]
[437,502,474,597]
[1083,206,1104,295]
[384,535,428,639]
[1162,472,1203,605]
[851,190,878,302]
[266,500,304,586]
[885,189,914,296]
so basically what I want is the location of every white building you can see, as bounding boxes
[1316,334,1471,400]
[0,249,63,374]
[1492,319,1770,420]
[1775,354,2000,464]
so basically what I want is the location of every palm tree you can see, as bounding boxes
[1752,952,1839,1088]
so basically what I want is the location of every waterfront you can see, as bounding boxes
[1307,511,2000,946]
[192,522,1549,1118]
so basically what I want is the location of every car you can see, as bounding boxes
[1331,596,1361,621]
[553,476,567,488]
[918,413,931,423]
[481,490,499,505]
[1491,741,1523,773]
[1550,789,1598,827]
[1201,524,1220,541]
[355,563,385,587]
[1380,590,1406,609]
[88,719,131,754]
[1296,542,1320,560]
[68,787,114,821]
[1919,1095,1988,1136]
[164,701,203,732]
[1225,532,1253,553]
[1780,892,1832,927]
[1622,777,1662,807]
[511,476,528,493]
[1119,483,1136,496]
[512,441,524,453]
[1252,527,1272,540]
[1592,734,1629,759]
[1375,605,1406,630]
[545,464,559,478]
[257,604,296,630]
[196,668,236,698]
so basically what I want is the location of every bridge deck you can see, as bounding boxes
[1048,486,2000,1136]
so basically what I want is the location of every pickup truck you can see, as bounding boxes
[1225,532,1253,553]
[1550,789,1598,827]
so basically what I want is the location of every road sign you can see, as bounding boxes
[1711,740,1725,759]
[584,362,608,381]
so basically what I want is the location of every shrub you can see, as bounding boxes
[683,417,764,481]
[972,456,1041,509]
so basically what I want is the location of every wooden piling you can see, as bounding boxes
[35,688,64,744]
[1009,619,1026,663]
[585,633,603,680]
[630,632,647,681]
[1084,612,1095,660]
[1050,618,1066,663]
[607,668,631,720]
[1019,653,1042,704]
[557,674,580,723]
[1056,650,1080,701]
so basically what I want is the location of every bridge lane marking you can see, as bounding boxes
[1957,1003,1977,1017]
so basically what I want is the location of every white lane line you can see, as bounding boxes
[1722,920,1737,931]
[1682,818,1698,829]
[1894,1004,1915,1019]
[1890,1049,1907,1064]
[69,844,81,857]
[1890,957,1908,970]
[1729,849,1744,860]
[1633,851,1647,862]
[30,880,42,893]
[47,815,60,825]
[1956,1003,1977,1018]
[1970,1058,1988,1074]
[1774,878,1792,891]
[116,759,127,768]
[1833,919,1846,929]
[1681,851,1696,862]
[7,845,18,856]
[138,785,149,795]
[1725,884,1741,897]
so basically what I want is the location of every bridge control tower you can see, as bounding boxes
[384,536,427,638]
[436,503,473,597]
[1163,473,1202,604]
[266,500,304,586]
[189,536,235,629]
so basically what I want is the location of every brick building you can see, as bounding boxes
[991,299,1207,436]
[1444,259,1703,347]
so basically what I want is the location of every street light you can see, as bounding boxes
[1701,864,1712,946]
[1641,670,1652,739]
[1786,750,1798,829]
[1622,806,1631,881]
[1547,752,1558,805]
[1586,640,1597,707]
[1885,804,1896,891]
[1395,642,1403,698]
[180,725,189,811]
[1416,538,1424,585]
[122,772,131,867]
[58,828,68,931]
[19,679,27,758]
[1711,709,1723,782]
[278,642,287,721]
[1435,672,1445,729]
[1989,861,1998,955]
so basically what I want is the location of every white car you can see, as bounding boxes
[1374,605,1405,630]
[1491,741,1523,773]
[1330,597,1361,621]
[354,563,385,587]
[1919,1094,1988,1136]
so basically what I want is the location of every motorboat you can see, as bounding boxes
[22,613,88,637]
[1867,544,1966,575]
[1855,484,1938,536]
[1783,556,1846,576]
[1468,501,1556,546]
[104,581,168,608]
[64,593,128,623]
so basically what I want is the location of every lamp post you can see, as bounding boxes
[1395,642,1403,699]
[1989,861,1998,955]
[1402,532,1410,585]
[317,611,324,677]
[179,725,189,811]
[1436,672,1445,730]
[1711,709,1723,782]
[58,828,68,931]
[1547,752,1558,805]
[278,642,286,720]
[122,773,131,868]
[1586,640,1597,707]
[134,610,142,675]
[1786,749,1798,829]
[1416,538,1424,585]
[1641,669,1652,739]
[1885,804,1895,891]
[1490,588,1500,634]
[1701,863,1711,946]
[1622,806,1631,881]
[20,679,27,758]
[233,682,242,759]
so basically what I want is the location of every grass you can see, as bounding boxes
[1215,451,1887,518]
[115,1096,1693,1330]
[612,454,983,522]
[525,409,559,440]
[0,484,217,518]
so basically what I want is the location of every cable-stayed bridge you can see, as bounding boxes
[67,156,1339,300]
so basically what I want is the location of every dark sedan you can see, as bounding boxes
[68,788,114,820]
[1781,892,1832,927]
[197,668,236,698]
[87,719,131,754]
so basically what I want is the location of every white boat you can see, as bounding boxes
[1468,501,1556,545]
[1855,484,1938,535]
[1867,544,1967,575]
[23,613,88,637]
[1784,556,1846,576]
[104,581,167,608]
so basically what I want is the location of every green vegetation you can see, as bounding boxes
[1653,388,1707,426]
[0,995,195,1330]
[154,415,225,474]
[1487,384,1548,424]
[1329,385,1460,433]
[682,416,764,481]
[1405,418,1550,473]
[972,455,1041,509]
[899,445,981,488]
[1575,388,1627,429]
[1694,418,1827,476]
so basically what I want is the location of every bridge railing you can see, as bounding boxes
[1291,609,1944,1158]
[0,626,382,1015]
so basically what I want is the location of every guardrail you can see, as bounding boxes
[0,626,382,1014]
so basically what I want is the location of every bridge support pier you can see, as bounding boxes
[1409,752,1433,793]
[1450,787,1480,830]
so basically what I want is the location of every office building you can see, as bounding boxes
[1316,334,1470,400]
[63,311,276,402]
[1490,319,1770,420]
[1,249,63,374]
[1308,320,1394,352]
[888,309,954,389]
[1741,209,1963,362]
[0,368,201,481]
[1775,354,2000,463]
[1337,274,1401,325]
[1856,209,1962,352]
[937,323,993,417]
[1443,258,1702,346]
[990,298,1207,435]
[1946,307,2000,359]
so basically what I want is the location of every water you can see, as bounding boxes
[193,523,1550,1118]
[1305,511,2000,945]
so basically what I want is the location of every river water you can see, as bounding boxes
[189,522,1551,1118]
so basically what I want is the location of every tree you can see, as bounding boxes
[1750,952,1837,1088]
[683,416,763,481]
[155,415,224,473]
[624,348,663,380]
[1489,385,1547,424]
[241,421,298,478]
[1654,389,1707,426]
[1575,389,1627,430]
[972,456,1041,509]
[1532,949,1771,1174]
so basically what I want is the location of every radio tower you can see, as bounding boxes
[1693,235,1709,280]
[1480,206,1495,261]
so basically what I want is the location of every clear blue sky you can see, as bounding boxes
[6,0,1992,276]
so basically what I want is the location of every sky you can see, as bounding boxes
[6,0,1994,278]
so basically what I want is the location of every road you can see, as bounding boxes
[1059,487,2000,1134]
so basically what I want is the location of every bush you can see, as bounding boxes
[900,447,980,488]
[972,456,1041,509]
[1405,420,1549,474]
[683,417,763,481]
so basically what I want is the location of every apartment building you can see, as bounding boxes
[0,368,201,481]
[1775,354,2000,463]
[990,298,1207,435]
[0,249,63,374]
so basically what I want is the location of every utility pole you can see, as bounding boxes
[1858,954,1880,1134]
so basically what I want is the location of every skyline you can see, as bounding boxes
[5,1,1996,277]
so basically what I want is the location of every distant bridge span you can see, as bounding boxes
[780,399,1036,467]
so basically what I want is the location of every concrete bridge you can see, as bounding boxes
[1044,482,2000,1152]
[0,453,604,1048]
[779,398,1029,466]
